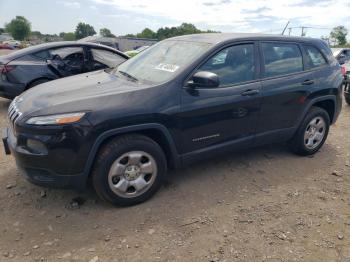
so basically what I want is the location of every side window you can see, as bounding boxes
[33,50,51,60]
[262,42,303,78]
[50,47,84,66]
[15,50,51,61]
[49,47,85,75]
[304,45,327,69]
[197,44,255,86]
[90,49,126,70]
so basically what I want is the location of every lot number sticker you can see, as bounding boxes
[154,63,179,73]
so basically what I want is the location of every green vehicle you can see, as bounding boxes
[124,46,150,57]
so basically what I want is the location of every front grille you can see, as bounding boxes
[8,98,22,129]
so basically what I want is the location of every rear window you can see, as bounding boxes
[304,45,327,69]
[262,42,303,78]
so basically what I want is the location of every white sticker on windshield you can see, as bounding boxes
[154,63,179,73]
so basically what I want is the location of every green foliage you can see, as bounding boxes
[0,28,5,34]
[61,32,76,41]
[136,28,156,39]
[330,26,348,46]
[74,22,96,40]
[5,16,31,40]
[31,31,42,37]
[100,28,115,37]
[124,23,219,40]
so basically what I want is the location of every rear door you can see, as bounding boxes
[256,41,314,139]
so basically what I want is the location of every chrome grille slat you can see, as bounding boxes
[7,98,22,130]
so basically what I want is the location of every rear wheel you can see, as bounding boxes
[92,135,167,206]
[289,107,330,156]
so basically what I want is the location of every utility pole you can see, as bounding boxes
[301,26,306,37]
[288,28,292,36]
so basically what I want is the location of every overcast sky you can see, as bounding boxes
[0,0,349,38]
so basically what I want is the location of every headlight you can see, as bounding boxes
[26,112,86,125]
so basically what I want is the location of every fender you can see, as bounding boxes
[296,95,337,128]
[82,123,181,181]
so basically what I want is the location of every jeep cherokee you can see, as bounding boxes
[3,33,343,206]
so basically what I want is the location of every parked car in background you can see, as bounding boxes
[3,34,343,206]
[332,48,350,64]
[0,43,15,50]
[342,62,350,104]
[0,41,128,99]
[124,45,150,57]
[332,48,350,105]
[3,40,21,49]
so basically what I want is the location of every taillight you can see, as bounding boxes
[0,64,15,74]
[341,65,346,76]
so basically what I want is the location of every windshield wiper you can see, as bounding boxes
[118,70,138,82]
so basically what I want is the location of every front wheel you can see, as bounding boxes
[289,107,330,156]
[92,135,167,206]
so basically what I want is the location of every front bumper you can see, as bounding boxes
[2,122,93,189]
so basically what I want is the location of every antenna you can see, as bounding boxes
[281,21,290,35]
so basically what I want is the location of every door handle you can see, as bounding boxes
[302,80,315,85]
[241,89,259,96]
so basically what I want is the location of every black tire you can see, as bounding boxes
[27,78,50,89]
[91,134,167,206]
[289,107,330,156]
[346,96,350,105]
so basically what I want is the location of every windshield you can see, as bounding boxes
[115,40,212,84]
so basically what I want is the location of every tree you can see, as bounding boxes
[5,16,31,40]
[124,23,219,40]
[136,28,156,39]
[100,28,115,37]
[74,22,96,40]
[330,26,348,46]
[0,28,5,34]
[31,31,42,38]
[59,32,76,41]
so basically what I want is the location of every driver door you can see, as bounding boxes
[180,42,262,157]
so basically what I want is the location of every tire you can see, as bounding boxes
[346,95,350,105]
[27,78,50,89]
[289,107,330,156]
[91,134,167,206]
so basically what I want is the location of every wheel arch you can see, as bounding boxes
[83,124,181,183]
[312,99,335,123]
[298,95,337,127]
[25,77,54,90]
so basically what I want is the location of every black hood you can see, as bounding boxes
[16,70,149,117]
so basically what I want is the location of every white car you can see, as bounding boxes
[3,40,21,48]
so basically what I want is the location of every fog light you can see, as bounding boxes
[26,139,48,154]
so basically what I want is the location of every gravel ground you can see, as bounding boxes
[0,97,350,262]
[0,49,14,56]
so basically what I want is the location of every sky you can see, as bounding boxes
[0,0,349,38]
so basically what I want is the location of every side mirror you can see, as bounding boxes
[187,71,220,88]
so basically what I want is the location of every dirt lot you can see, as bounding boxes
[0,49,14,56]
[0,97,350,262]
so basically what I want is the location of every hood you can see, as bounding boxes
[16,70,149,117]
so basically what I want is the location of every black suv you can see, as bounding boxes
[3,34,343,206]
